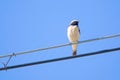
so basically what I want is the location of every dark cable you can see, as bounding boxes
[0,47,120,71]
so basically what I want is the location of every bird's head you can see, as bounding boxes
[70,20,79,25]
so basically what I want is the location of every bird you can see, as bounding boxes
[67,20,80,56]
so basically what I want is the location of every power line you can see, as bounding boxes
[0,33,120,58]
[0,47,120,71]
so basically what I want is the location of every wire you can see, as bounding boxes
[0,33,120,58]
[0,47,120,71]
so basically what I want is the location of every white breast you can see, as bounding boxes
[67,25,80,43]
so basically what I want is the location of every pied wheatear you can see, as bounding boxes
[67,20,80,56]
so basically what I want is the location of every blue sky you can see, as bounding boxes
[0,0,120,80]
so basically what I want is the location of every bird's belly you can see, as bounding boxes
[67,26,80,42]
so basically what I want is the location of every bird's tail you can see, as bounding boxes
[72,44,77,56]
[73,50,77,56]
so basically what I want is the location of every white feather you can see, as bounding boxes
[67,25,80,52]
